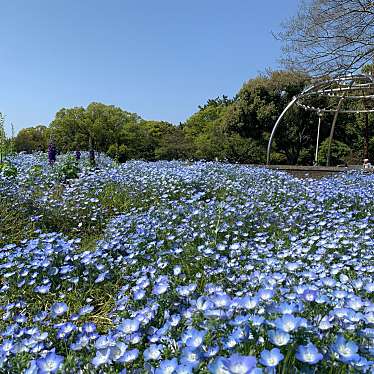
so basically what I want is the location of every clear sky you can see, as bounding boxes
[0,0,300,134]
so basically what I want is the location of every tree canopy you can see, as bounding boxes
[277,0,374,76]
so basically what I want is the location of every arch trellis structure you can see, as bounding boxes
[266,74,374,166]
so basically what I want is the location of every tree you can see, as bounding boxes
[183,96,232,159]
[155,127,193,160]
[15,125,50,153]
[319,138,351,165]
[277,0,374,76]
[107,144,128,162]
[223,71,317,164]
[49,103,141,153]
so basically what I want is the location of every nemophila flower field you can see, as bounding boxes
[0,153,373,373]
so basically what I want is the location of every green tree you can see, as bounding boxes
[49,102,141,153]
[183,96,232,160]
[15,125,50,153]
[155,127,193,160]
[223,70,317,164]
[319,139,351,166]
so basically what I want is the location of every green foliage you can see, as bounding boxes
[14,125,50,153]
[319,139,351,166]
[107,144,118,160]
[223,134,266,163]
[56,156,81,181]
[15,125,50,153]
[0,161,18,177]
[0,197,36,247]
[49,103,143,153]
[107,144,128,163]
[97,183,132,215]
[155,127,193,160]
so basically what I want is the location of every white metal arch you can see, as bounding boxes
[266,74,374,166]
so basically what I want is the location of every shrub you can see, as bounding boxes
[56,156,80,181]
[107,144,128,163]
[0,161,18,177]
[319,139,351,166]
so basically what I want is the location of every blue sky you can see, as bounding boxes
[0,0,300,134]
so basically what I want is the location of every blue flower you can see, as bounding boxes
[50,302,68,318]
[92,348,111,367]
[295,343,323,365]
[268,330,291,346]
[0,338,13,352]
[118,318,140,334]
[110,341,128,362]
[56,322,76,339]
[153,282,169,295]
[95,335,116,350]
[257,288,274,301]
[144,344,163,361]
[332,336,360,364]
[208,357,227,374]
[222,354,257,373]
[155,358,179,374]
[259,348,284,367]
[274,314,301,333]
[180,347,201,368]
[34,284,51,294]
[175,363,194,374]
[82,322,96,335]
[79,304,94,316]
[184,328,206,349]
[119,348,139,363]
[36,352,64,373]
[302,289,317,302]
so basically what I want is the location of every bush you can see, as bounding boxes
[107,144,128,163]
[0,161,18,177]
[319,139,351,166]
[56,156,80,181]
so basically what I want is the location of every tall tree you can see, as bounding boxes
[49,103,141,153]
[223,71,316,164]
[277,0,374,76]
[15,125,50,153]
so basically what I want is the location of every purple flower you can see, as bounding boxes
[48,143,57,165]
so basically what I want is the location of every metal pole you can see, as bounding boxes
[267,96,298,165]
[326,97,345,166]
[315,113,322,165]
